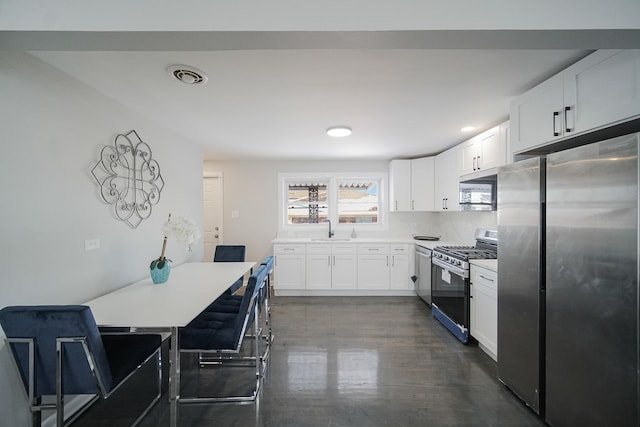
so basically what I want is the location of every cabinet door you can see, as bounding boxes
[510,73,564,154]
[564,50,640,135]
[306,253,332,289]
[460,137,480,176]
[332,253,358,289]
[389,254,410,289]
[471,266,498,360]
[410,157,435,211]
[477,126,504,171]
[357,254,389,289]
[434,145,460,211]
[275,254,306,290]
[389,159,411,211]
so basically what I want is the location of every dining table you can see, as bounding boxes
[84,261,256,427]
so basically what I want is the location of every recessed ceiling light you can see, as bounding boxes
[327,126,352,137]
[167,64,208,85]
[460,126,476,133]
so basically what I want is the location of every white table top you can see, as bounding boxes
[85,262,255,329]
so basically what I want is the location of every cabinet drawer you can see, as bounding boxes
[332,244,357,254]
[358,244,389,254]
[306,244,331,254]
[390,244,409,253]
[274,244,306,254]
[472,267,497,296]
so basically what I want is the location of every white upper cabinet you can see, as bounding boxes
[564,50,640,135]
[460,125,505,177]
[389,157,434,212]
[411,157,435,211]
[511,50,640,155]
[389,159,412,211]
[434,145,460,211]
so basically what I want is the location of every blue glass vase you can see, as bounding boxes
[150,262,171,284]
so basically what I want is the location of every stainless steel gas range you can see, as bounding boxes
[431,229,497,344]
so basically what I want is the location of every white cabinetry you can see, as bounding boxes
[306,243,357,290]
[411,157,435,211]
[358,244,390,289]
[433,145,460,211]
[460,125,505,177]
[389,244,412,290]
[511,50,640,155]
[389,158,435,212]
[274,244,306,290]
[273,241,414,295]
[470,264,498,361]
[389,160,411,211]
[357,244,411,290]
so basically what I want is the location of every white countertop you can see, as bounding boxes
[470,259,498,272]
[273,237,416,244]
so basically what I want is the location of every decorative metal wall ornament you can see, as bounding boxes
[91,130,165,229]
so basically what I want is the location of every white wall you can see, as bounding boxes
[204,159,497,261]
[0,51,204,426]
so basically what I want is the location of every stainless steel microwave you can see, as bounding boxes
[459,176,496,211]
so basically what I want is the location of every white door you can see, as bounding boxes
[203,175,223,262]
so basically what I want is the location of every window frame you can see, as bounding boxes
[278,172,388,233]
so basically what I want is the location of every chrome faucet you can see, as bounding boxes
[327,220,334,238]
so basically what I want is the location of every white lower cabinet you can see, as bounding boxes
[274,241,412,294]
[306,243,357,290]
[274,244,306,290]
[470,264,498,361]
[389,245,411,290]
[357,244,411,290]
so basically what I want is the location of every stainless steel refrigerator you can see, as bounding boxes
[497,132,639,427]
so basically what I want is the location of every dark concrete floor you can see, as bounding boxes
[78,296,545,426]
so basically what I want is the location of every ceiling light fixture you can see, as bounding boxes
[460,126,476,133]
[326,126,352,137]
[167,64,208,85]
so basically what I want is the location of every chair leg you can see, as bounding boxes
[30,397,41,427]
[56,340,65,427]
[131,349,163,427]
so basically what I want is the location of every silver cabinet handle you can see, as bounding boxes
[411,200,415,210]
[476,155,481,170]
[564,106,572,133]
[479,274,495,282]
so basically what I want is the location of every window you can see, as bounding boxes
[286,181,328,224]
[337,181,379,224]
[279,173,386,231]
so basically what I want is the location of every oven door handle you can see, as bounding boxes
[431,257,467,279]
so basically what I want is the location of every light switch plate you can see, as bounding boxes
[84,238,101,251]
[231,210,240,219]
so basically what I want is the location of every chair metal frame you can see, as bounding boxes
[180,266,269,403]
[5,333,162,427]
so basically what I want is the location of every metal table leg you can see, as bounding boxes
[169,326,180,427]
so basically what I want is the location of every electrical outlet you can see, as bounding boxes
[84,238,101,251]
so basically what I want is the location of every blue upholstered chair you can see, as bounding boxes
[213,245,246,295]
[259,256,275,346]
[179,264,269,402]
[0,305,162,426]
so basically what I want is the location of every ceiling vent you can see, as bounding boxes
[167,65,208,85]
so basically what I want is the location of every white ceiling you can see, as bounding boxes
[5,1,639,161]
[31,48,591,161]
